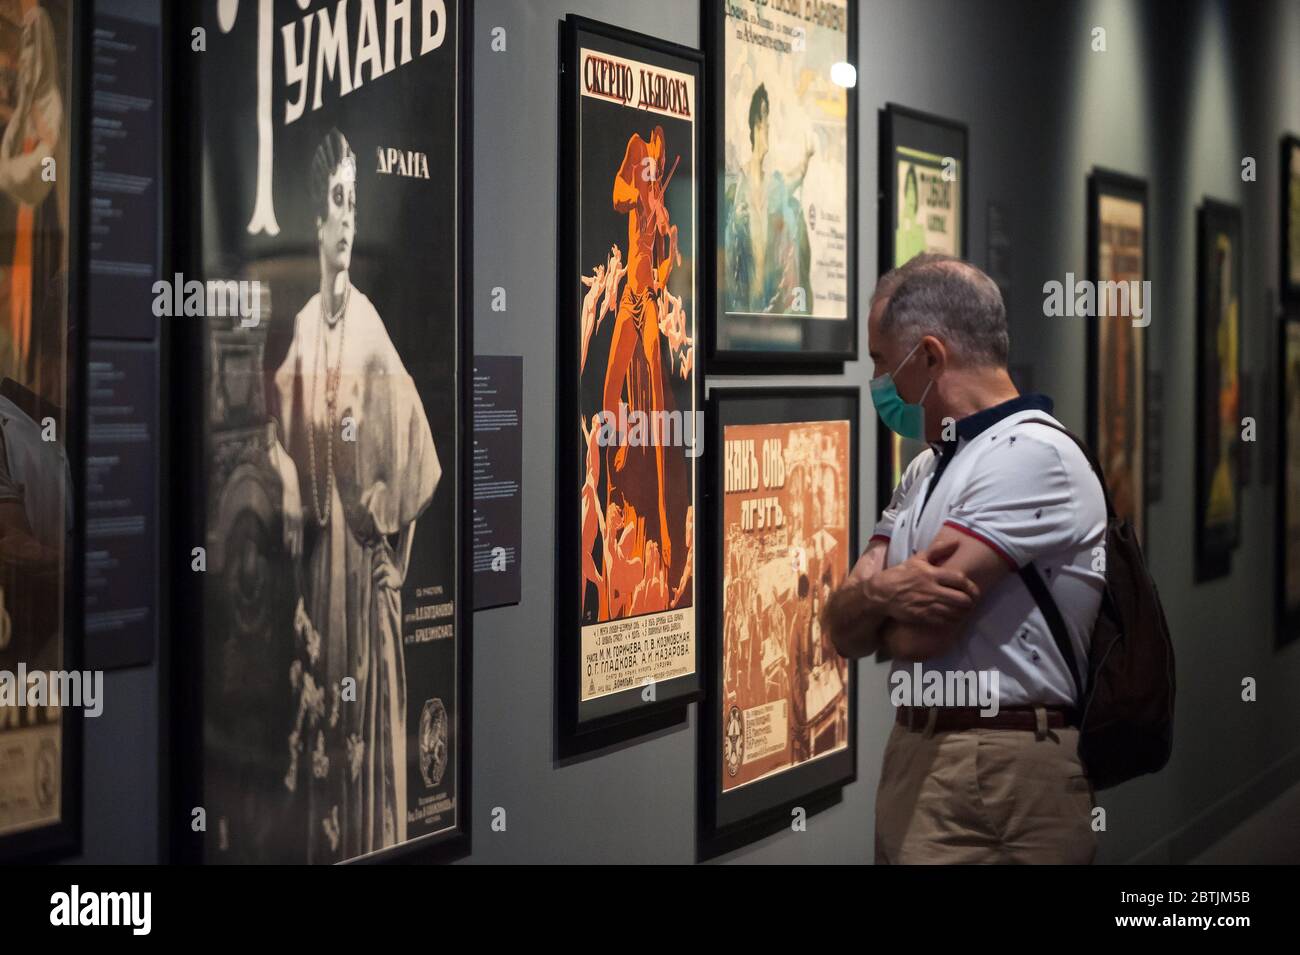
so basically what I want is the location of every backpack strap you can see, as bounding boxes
[1011,416,1108,710]
[1018,563,1085,707]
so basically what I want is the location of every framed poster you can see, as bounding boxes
[1086,169,1148,544]
[875,104,967,514]
[701,387,858,850]
[1282,134,1300,303]
[557,17,703,741]
[170,0,471,864]
[556,18,702,743]
[706,0,857,364]
[1277,321,1300,646]
[1194,199,1242,582]
[0,0,86,864]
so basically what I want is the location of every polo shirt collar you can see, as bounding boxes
[938,393,1055,454]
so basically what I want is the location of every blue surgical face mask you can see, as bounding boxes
[869,340,934,441]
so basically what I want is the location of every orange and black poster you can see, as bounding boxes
[560,18,703,737]
[0,0,79,861]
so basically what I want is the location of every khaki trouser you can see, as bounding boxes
[874,714,1098,864]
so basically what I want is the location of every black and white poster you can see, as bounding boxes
[178,0,468,864]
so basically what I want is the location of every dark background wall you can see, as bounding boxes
[75,0,1300,863]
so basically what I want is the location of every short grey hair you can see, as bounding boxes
[880,259,1009,368]
[871,252,956,307]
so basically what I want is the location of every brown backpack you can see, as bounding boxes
[1018,421,1176,790]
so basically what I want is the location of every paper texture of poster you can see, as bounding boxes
[718,0,850,349]
[196,0,461,863]
[720,419,850,791]
[887,144,961,488]
[575,44,697,702]
[0,0,73,841]
[1097,193,1145,541]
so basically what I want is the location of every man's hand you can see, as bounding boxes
[870,538,979,625]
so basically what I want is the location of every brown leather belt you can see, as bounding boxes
[895,705,1076,733]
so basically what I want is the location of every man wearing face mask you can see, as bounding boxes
[823,256,1105,864]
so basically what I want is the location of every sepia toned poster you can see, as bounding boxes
[713,0,854,359]
[0,0,74,848]
[190,0,464,863]
[1095,190,1145,542]
[1195,201,1241,581]
[720,419,850,791]
[886,142,962,493]
[1283,323,1300,620]
[569,28,699,712]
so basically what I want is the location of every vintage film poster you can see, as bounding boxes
[1283,135,1300,302]
[875,104,966,514]
[1277,322,1300,646]
[0,0,82,862]
[1087,171,1147,545]
[559,18,703,739]
[702,388,857,846]
[176,0,469,863]
[1194,199,1242,582]
[708,0,856,362]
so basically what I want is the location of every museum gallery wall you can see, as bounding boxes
[171,0,471,864]
[0,0,1290,865]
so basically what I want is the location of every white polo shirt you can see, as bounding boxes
[871,395,1106,707]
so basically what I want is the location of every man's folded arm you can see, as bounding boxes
[823,538,890,659]
[882,523,1013,661]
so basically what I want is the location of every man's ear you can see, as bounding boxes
[922,334,948,374]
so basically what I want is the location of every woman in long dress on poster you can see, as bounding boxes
[267,128,441,862]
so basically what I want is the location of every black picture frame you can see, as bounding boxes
[1275,320,1300,646]
[1282,134,1300,304]
[700,386,859,856]
[1086,168,1149,547]
[0,0,88,865]
[1194,198,1243,583]
[556,16,704,746]
[875,103,968,516]
[167,0,473,865]
[705,0,858,367]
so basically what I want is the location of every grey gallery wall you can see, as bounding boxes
[71,0,1300,863]
[465,0,1300,865]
